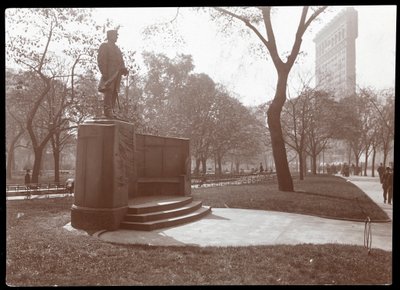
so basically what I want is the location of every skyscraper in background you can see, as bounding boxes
[314,7,358,100]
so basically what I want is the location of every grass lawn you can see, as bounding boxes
[193,175,389,221]
[5,175,391,286]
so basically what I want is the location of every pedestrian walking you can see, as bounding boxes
[351,163,355,175]
[377,163,385,183]
[259,163,264,173]
[382,167,393,204]
[24,169,31,190]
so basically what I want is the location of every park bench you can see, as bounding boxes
[136,176,187,196]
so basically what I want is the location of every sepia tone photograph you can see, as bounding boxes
[5,6,395,286]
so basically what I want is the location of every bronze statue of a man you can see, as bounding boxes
[97,29,128,118]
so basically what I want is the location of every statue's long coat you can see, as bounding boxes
[97,42,125,93]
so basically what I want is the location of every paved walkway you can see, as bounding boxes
[68,175,391,251]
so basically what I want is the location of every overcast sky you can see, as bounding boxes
[92,6,396,106]
[7,6,396,107]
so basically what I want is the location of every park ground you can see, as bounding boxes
[5,175,392,286]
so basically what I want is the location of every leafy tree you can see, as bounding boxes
[210,86,262,174]
[363,88,395,167]
[252,103,274,172]
[356,88,381,176]
[177,73,217,173]
[141,52,194,134]
[337,95,365,171]
[5,69,30,179]
[335,89,394,176]
[142,6,328,190]
[117,50,144,127]
[6,8,103,183]
[282,87,338,177]
[305,90,338,175]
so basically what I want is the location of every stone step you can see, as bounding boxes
[120,206,212,231]
[124,200,203,222]
[127,196,193,214]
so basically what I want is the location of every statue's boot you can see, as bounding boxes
[104,107,115,119]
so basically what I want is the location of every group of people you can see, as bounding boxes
[337,163,362,177]
[377,163,393,205]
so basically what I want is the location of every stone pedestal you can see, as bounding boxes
[71,118,136,230]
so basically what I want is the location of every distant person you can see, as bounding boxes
[24,169,31,189]
[326,164,331,175]
[65,178,75,195]
[259,163,264,173]
[377,163,385,183]
[382,167,393,204]
[350,163,355,176]
[342,163,349,177]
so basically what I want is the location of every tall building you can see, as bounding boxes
[314,7,358,99]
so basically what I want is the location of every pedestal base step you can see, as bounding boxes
[120,196,211,231]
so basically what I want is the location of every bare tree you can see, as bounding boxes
[363,88,395,167]
[211,6,327,191]
[281,87,313,180]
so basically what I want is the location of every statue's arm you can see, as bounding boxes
[97,43,108,77]
[117,47,128,76]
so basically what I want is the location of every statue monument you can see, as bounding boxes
[71,28,192,231]
[97,29,128,119]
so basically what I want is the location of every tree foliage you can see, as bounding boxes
[6,8,103,182]
[139,51,263,174]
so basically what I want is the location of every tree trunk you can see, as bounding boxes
[347,143,352,165]
[6,146,14,180]
[6,130,25,180]
[312,153,317,175]
[31,148,44,183]
[217,154,223,175]
[298,151,304,180]
[51,133,61,183]
[304,155,308,177]
[201,158,207,174]
[363,147,369,177]
[53,148,60,183]
[383,143,388,166]
[355,156,360,176]
[194,158,201,175]
[371,146,376,177]
[267,71,293,191]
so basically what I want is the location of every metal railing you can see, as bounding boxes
[6,183,68,197]
[191,172,277,188]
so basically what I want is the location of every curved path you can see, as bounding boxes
[74,175,392,251]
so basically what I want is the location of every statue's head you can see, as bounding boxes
[106,30,118,43]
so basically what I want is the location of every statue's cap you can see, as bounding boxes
[107,29,118,36]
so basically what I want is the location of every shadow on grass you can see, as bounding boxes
[294,190,355,201]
